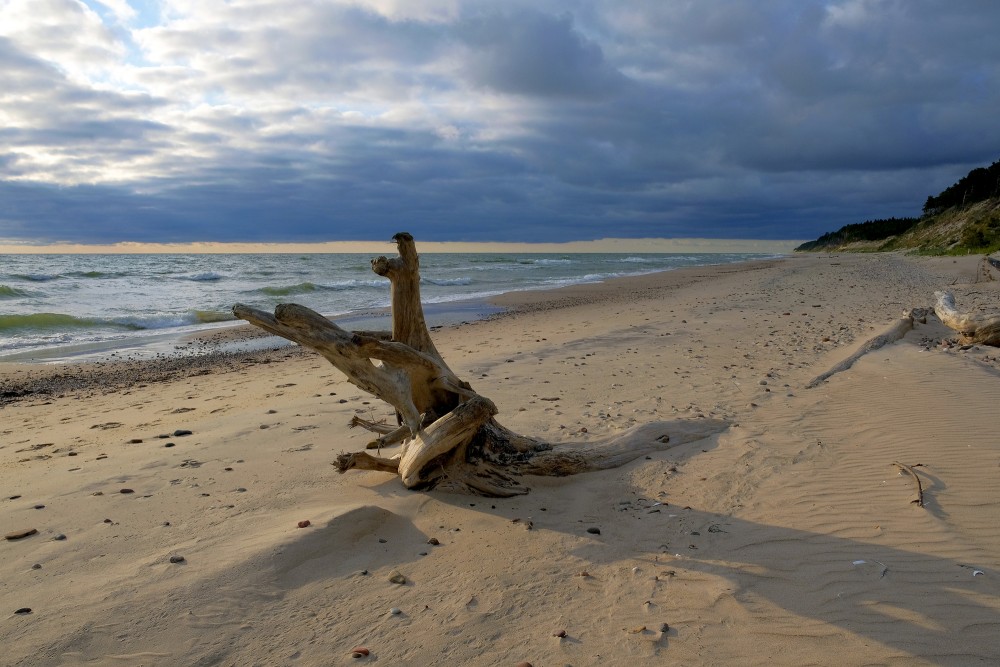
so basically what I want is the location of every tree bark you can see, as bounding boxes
[233,232,725,495]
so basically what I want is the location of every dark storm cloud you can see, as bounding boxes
[2,1,1000,245]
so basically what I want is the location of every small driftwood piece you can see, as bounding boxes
[934,291,1000,346]
[892,461,925,507]
[806,309,927,389]
[234,232,726,496]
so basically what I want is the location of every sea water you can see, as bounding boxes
[0,252,773,361]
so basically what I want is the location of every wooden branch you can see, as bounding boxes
[371,232,447,362]
[233,302,426,435]
[398,395,498,488]
[334,451,400,474]
[892,461,925,507]
[806,312,919,388]
[934,291,1000,346]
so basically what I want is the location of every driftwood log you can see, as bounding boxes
[806,308,928,389]
[233,232,726,496]
[934,290,1000,346]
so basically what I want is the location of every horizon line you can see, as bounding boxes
[0,237,803,255]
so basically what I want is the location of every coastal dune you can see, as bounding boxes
[3,253,999,665]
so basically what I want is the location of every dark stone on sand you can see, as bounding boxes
[350,646,370,658]
[129,438,143,444]
[54,534,66,541]
[297,520,311,528]
[388,570,406,584]
[164,442,175,448]
[5,528,38,540]
[9,495,22,500]
[103,519,112,523]
[427,537,440,545]
[33,504,45,510]
[14,608,32,615]
[169,555,185,564]
[173,429,193,437]
[235,487,247,492]
[586,527,601,535]
[378,538,387,543]
[156,434,171,439]
[120,488,135,494]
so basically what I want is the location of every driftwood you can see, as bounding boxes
[934,291,1000,346]
[233,233,726,496]
[806,309,927,389]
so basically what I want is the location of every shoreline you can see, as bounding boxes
[4,251,1000,665]
[0,258,782,402]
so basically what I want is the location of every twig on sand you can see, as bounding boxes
[892,461,925,507]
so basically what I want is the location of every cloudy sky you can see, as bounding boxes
[1,0,999,246]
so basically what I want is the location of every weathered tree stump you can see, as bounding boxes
[934,290,1000,346]
[233,232,725,496]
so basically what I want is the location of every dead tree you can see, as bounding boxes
[233,232,724,496]
[934,291,1000,346]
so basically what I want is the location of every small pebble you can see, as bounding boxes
[553,630,567,638]
[378,538,387,543]
[169,555,185,564]
[586,527,601,535]
[164,443,175,448]
[120,488,135,494]
[103,518,112,524]
[660,623,670,632]
[388,571,406,585]
[14,608,32,615]
[235,487,247,493]
[389,607,401,615]
[350,646,370,658]
[427,537,440,545]
[9,495,22,500]
[297,520,311,528]
[129,438,143,444]
[173,429,193,437]
[33,504,45,510]
[515,662,533,667]
[31,563,41,570]
[53,534,66,541]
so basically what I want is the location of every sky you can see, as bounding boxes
[1,0,999,247]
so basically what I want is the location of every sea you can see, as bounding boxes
[0,252,775,362]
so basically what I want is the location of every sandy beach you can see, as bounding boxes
[3,252,1000,666]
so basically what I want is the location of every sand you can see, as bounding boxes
[2,252,999,666]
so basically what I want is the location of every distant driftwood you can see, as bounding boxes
[934,291,1000,346]
[234,232,725,496]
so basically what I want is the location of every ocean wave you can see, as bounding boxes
[530,258,573,265]
[258,282,320,296]
[0,313,119,333]
[422,276,473,286]
[65,270,128,279]
[11,273,61,282]
[256,279,384,296]
[178,272,226,281]
[619,256,650,263]
[0,285,32,299]
[110,310,236,329]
